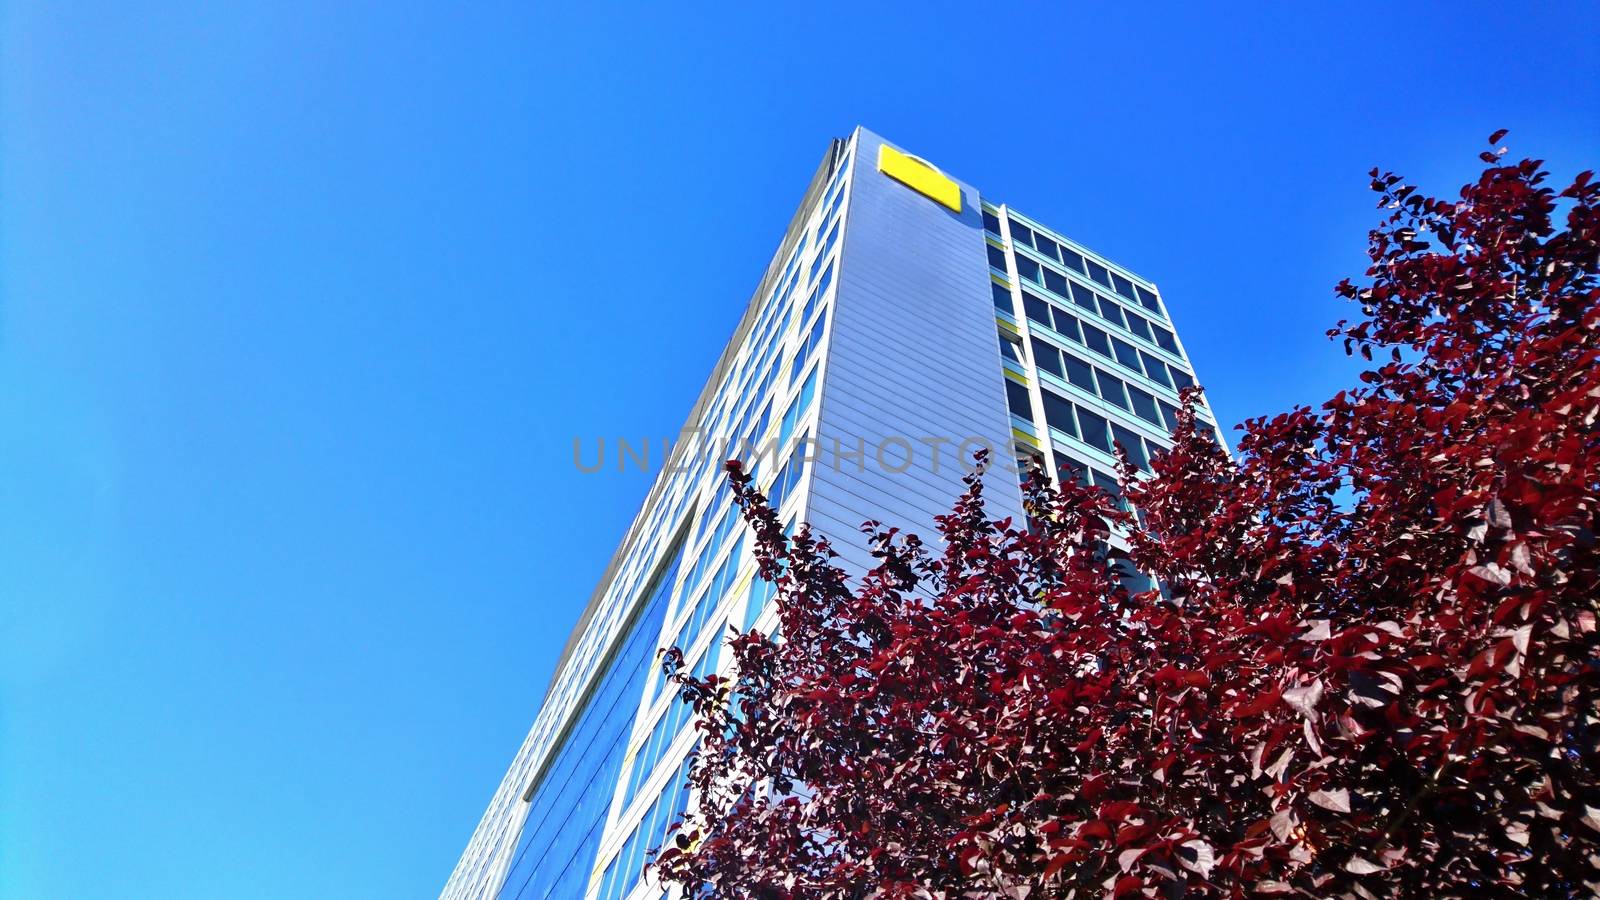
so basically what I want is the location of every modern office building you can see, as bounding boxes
[441,126,1220,900]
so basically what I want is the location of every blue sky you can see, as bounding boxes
[1,2,1595,897]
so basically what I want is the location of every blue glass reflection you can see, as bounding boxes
[495,542,683,900]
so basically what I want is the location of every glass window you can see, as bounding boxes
[744,561,777,631]
[1111,423,1150,471]
[1113,338,1143,372]
[1034,234,1059,262]
[1112,556,1155,595]
[779,368,818,448]
[1043,268,1070,297]
[1135,285,1162,314]
[1097,296,1127,329]
[1060,250,1086,275]
[1069,282,1098,311]
[1082,323,1112,358]
[1095,369,1130,409]
[1092,470,1126,510]
[1005,379,1032,420]
[982,210,1002,234]
[987,244,1007,271]
[1086,259,1112,288]
[1140,351,1173,388]
[1125,312,1153,342]
[999,333,1022,365]
[1054,452,1088,485]
[1030,337,1062,377]
[1076,407,1112,453]
[1112,272,1137,300]
[1128,385,1161,425]
[1063,353,1096,392]
[1170,368,1195,390]
[499,563,675,900]
[1015,255,1041,284]
[1009,219,1034,248]
[1050,308,1082,342]
[992,282,1014,314]
[1159,400,1181,432]
[1022,291,1051,325]
[1041,390,1077,437]
[1153,326,1180,355]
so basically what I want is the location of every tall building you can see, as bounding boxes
[442,127,1221,900]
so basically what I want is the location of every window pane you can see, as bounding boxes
[1041,390,1077,437]
[1043,268,1069,297]
[1159,401,1181,432]
[1063,354,1096,392]
[1113,338,1143,371]
[992,282,1014,313]
[1054,452,1088,485]
[1097,296,1127,329]
[1170,368,1195,390]
[1015,256,1041,284]
[1009,219,1034,248]
[1086,259,1112,288]
[999,335,1021,364]
[1095,369,1130,409]
[1033,234,1060,262]
[1112,555,1153,594]
[1153,326,1180,355]
[1069,282,1098,311]
[1135,285,1162,314]
[1111,423,1149,471]
[1140,351,1173,388]
[1030,337,1063,377]
[1077,407,1112,453]
[1112,273,1136,300]
[1005,379,1032,420]
[987,244,1007,271]
[1022,291,1051,325]
[1050,308,1082,342]
[1082,323,1112,358]
[1128,386,1161,425]
[1125,312,1153,342]
[982,210,1002,234]
[1060,250,1086,275]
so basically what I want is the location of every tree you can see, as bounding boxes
[653,133,1600,898]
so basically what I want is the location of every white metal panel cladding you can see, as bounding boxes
[805,127,1025,577]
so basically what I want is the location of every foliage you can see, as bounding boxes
[653,133,1600,898]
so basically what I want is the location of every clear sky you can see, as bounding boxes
[1,2,1595,897]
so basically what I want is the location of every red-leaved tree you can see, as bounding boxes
[654,133,1600,898]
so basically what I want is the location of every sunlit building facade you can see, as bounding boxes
[441,126,1220,900]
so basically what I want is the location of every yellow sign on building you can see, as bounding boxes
[877,144,961,213]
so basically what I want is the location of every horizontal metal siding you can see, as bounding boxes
[804,128,1023,578]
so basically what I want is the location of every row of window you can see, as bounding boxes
[624,654,699,813]
[777,366,818,454]
[521,144,856,900]
[987,243,1182,365]
[680,501,740,614]
[667,533,744,683]
[1006,378,1166,472]
[996,282,1198,399]
[983,209,1164,318]
[1003,331,1184,433]
[705,153,849,478]
[493,572,675,900]
[765,441,810,515]
[598,753,694,900]
[1035,269,1180,358]
[790,304,830,389]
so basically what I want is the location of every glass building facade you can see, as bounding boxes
[441,127,1220,900]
